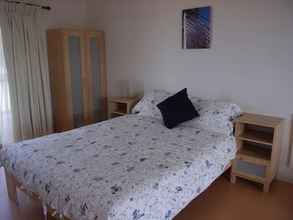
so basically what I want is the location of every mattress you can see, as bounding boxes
[0,115,236,220]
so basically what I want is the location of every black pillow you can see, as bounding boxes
[157,88,199,129]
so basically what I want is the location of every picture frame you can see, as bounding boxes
[182,6,212,49]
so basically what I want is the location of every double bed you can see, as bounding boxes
[0,91,241,220]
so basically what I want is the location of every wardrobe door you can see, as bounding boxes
[85,31,107,123]
[64,31,87,128]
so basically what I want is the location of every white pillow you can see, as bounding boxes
[132,90,242,135]
[192,97,241,121]
[183,98,241,135]
[132,90,170,119]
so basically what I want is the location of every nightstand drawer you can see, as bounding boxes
[234,160,266,180]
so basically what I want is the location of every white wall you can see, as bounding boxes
[87,0,293,182]
[27,0,88,28]
[46,0,88,28]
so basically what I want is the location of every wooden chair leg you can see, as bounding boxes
[4,169,18,205]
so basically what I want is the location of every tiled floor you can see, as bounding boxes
[1,167,293,220]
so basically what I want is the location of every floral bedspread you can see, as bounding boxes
[0,115,236,220]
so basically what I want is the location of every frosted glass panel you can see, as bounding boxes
[90,37,101,121]
[68,36,84,128]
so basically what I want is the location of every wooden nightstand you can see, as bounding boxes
[231,113,284,192]
[108,97,139,119]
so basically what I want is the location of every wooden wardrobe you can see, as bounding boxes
[47,29,107,132]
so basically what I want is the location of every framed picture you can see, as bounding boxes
[182,6,212,49]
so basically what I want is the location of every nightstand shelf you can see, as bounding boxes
[231,113,283,192]
[237,142,271,165]
[237,130,273,146]
[112,111,126,116]
[108,97,138,119]
[233,170,265,184]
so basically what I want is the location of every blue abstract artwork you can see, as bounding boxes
[182,6,211,49]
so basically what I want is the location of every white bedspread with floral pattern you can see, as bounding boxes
[0,115,236,220]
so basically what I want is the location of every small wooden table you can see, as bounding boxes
[231,113,284,192]
[108,97,139,119]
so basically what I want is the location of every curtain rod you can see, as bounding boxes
[5,0,51,10]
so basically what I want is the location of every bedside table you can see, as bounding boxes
[108,97,139,119]
[231,113,284,192]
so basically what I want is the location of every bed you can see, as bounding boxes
[0,90,241,220]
